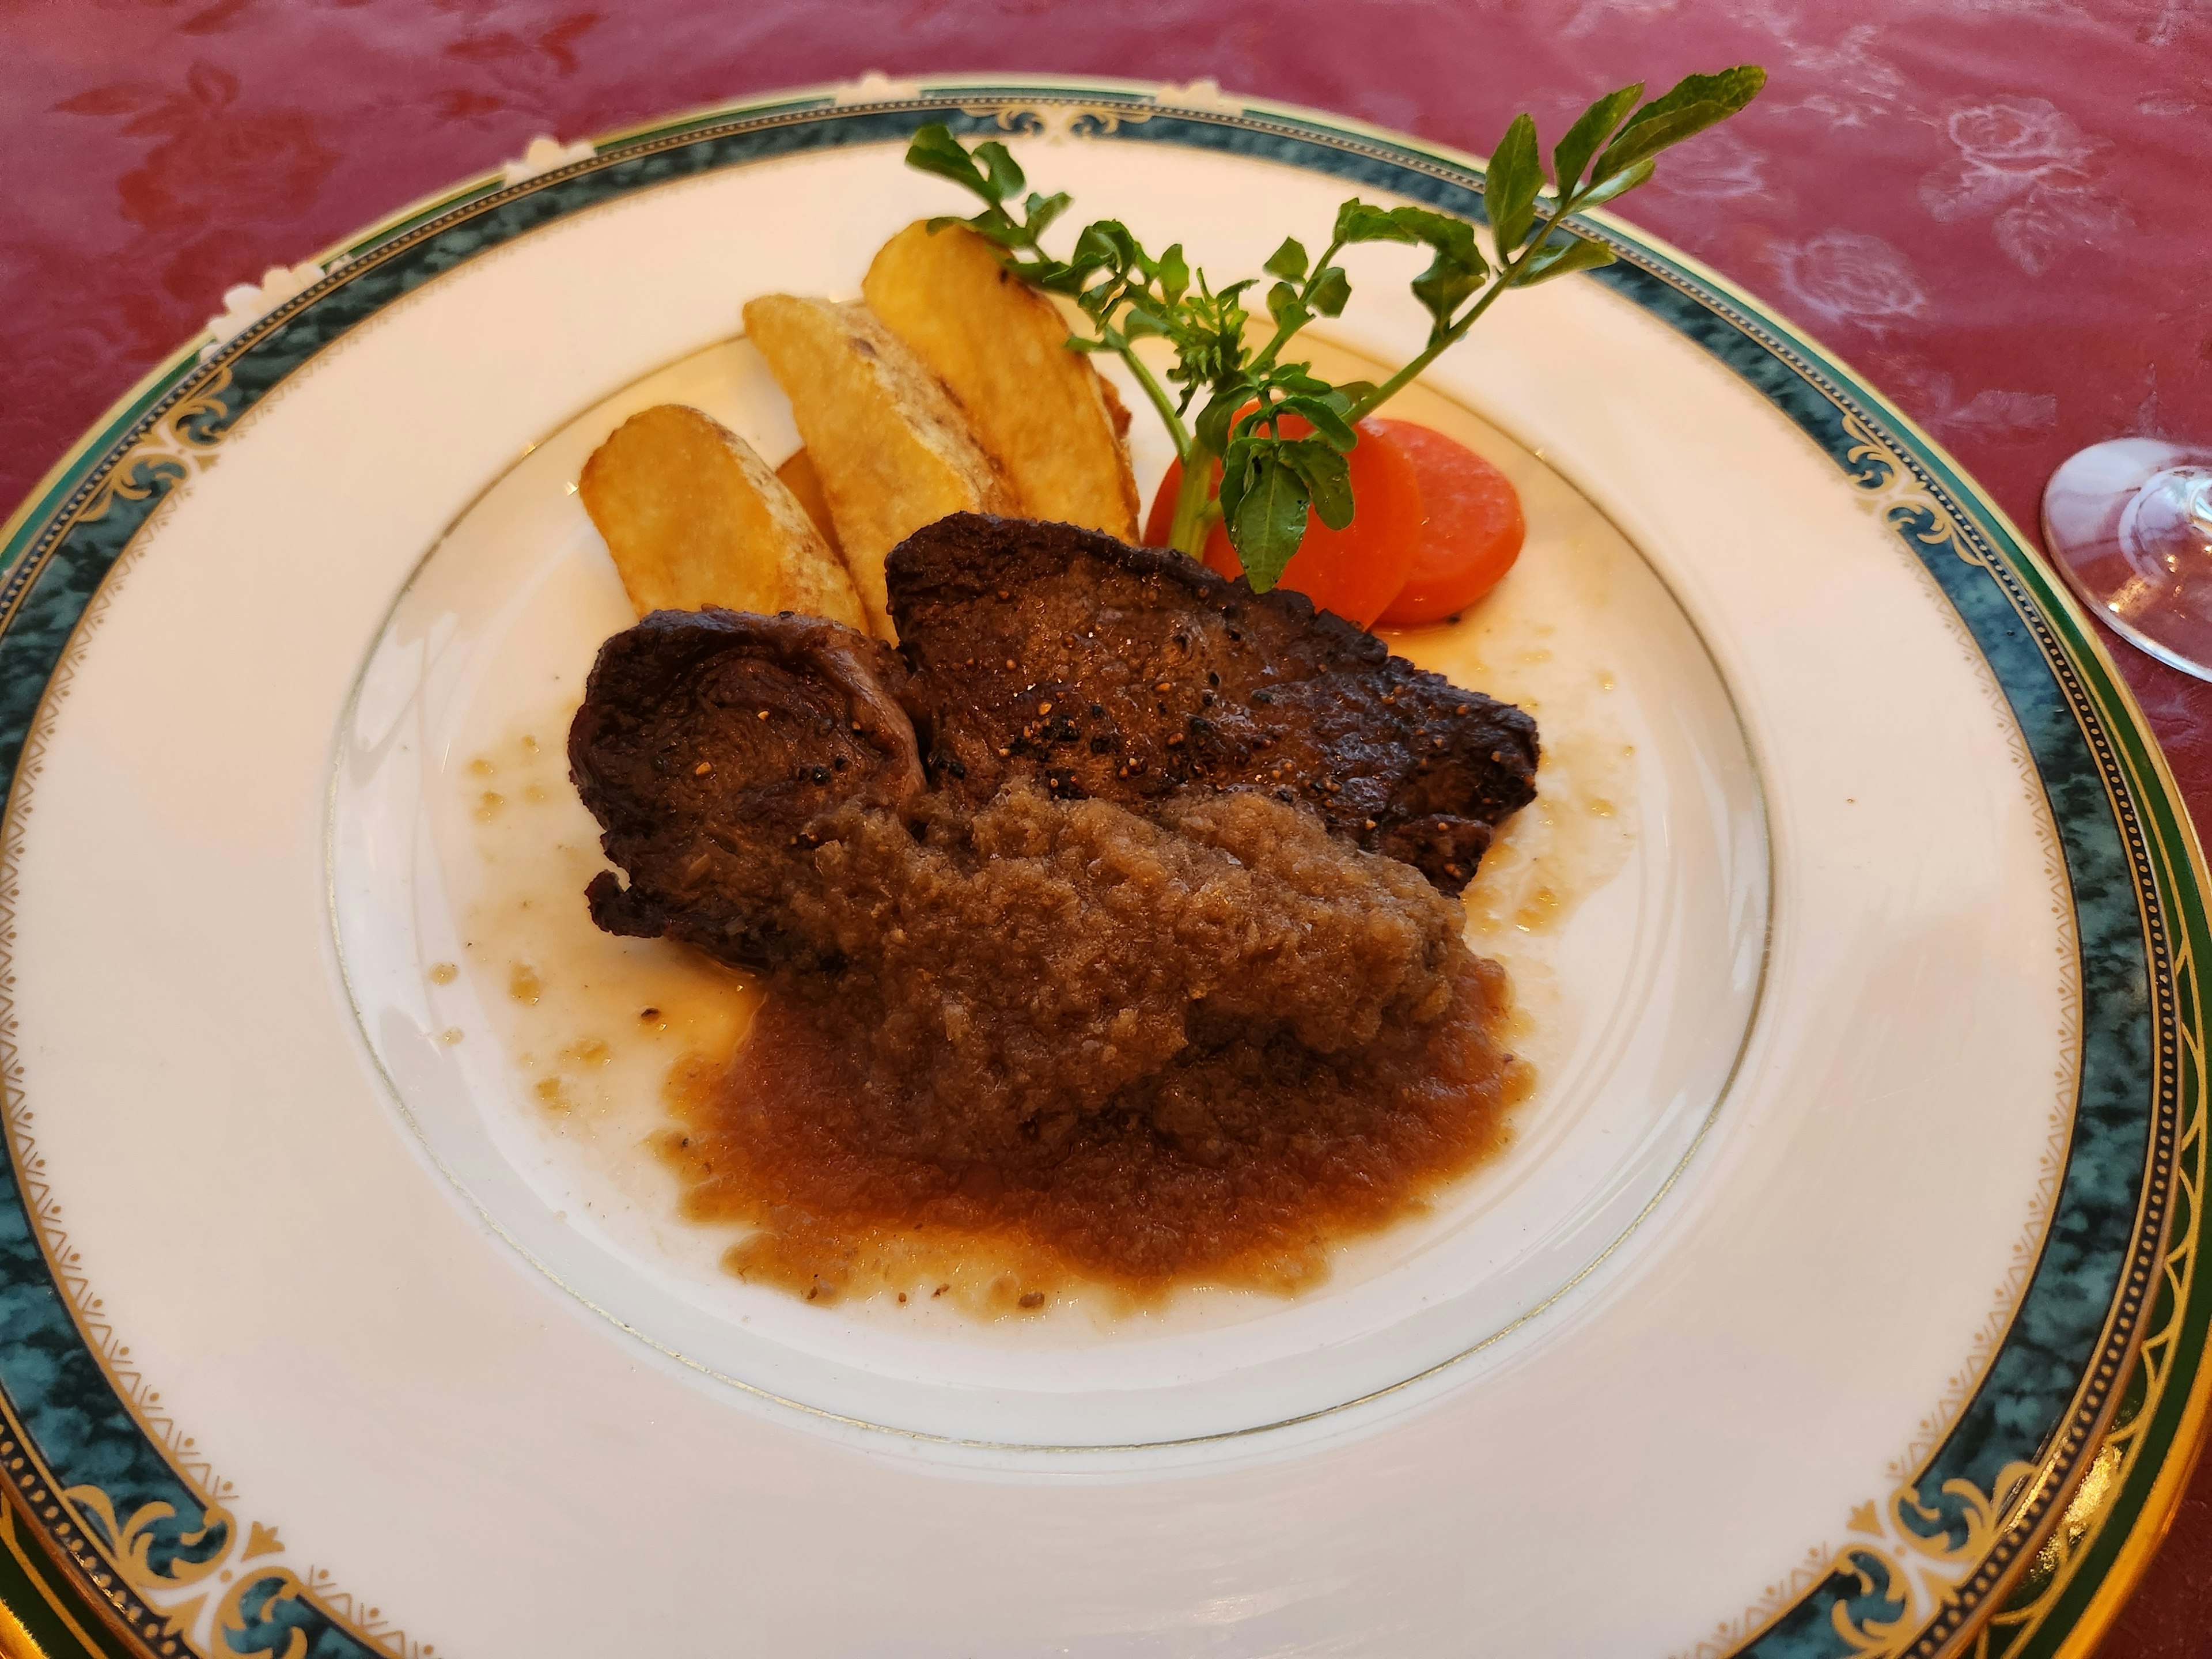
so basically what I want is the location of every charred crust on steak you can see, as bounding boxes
[887,515,1537,888]
[569,516,1540,961]
[567,607,921,971]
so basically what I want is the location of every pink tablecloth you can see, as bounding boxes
[6,2,2210,1650]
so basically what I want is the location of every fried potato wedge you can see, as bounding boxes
[863,221,1139,540]
[774,448,842,557]
[579,404,868,630]
[743,294,1014,641]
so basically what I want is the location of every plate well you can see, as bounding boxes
[328,327,1768,1448]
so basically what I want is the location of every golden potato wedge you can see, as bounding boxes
[774,448,842,557]
[743,294,1014,641]
[863,221,1139,540]
[579,404,867,631]
[1096,374,1134,445]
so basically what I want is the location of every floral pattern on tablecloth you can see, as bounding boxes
[1921,94,2134,274]
[2,3,2209,1652]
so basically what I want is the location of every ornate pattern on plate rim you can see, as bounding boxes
[74,369,230,526]
[0,79,2193,1659]
[0,479,419,1659]
[1611,217,2187,1658]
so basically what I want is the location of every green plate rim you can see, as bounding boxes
[0,74,2200,1659]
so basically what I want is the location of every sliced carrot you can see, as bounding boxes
[1370,419,1525,626]
[1145,415,1421,629]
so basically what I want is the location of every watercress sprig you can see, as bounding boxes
[906,66,1763,592]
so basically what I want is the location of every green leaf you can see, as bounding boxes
[1552,84,1642,193]
[1217,436,1256,527]
[1334,199,1414,244]
[1619,65,1767,138]
[1271,394,1357,449]
[1509,233,1618,285]
[1342,203,1479,257]
[972,139,1027,202]
[1195,387,1252,454]
[904,124,993,202]
[1484,112,1543,253]
[1225,449,1312,591]
[1327,378,1381,412]
[1031,260,1095,296]
[1266,281,1311,334]
[1265,236,1309,281]
[1157,243,1190,305]
[1022,190,1071,238]
[1570,157,1655,207]
[1071,218,1138,267]
[1233,399,1283,440]
[1121,304,1172,339]
[1284,438,1354,529]
[1411,247,1485,332]
[1592,101,1728,179]
[1308,264,1351,317]
[963,209,1030,250]
[1406,207,1482,258]
[1594,65,1765,181]
[1331,203,1489,333]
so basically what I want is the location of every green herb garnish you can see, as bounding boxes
[905,67,1763,590]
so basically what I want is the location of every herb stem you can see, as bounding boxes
[906,64,1766,585]
[1250,237,1348,374]
[1167,446,1219,556]
[1118,345,1194,465]
[1345,282,1501,418]
[1344,195,1580,422]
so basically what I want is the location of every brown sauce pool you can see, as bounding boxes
[649,783,1532,1310]
[452,630,1639,1322]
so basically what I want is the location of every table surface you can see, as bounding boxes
[6,1,2210,1652]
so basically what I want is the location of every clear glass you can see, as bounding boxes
[2043,438,2212,679]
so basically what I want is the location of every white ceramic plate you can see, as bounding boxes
[0,76,2203,1659]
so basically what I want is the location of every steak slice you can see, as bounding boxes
[567,608,921,971]
[888,514,1538,891]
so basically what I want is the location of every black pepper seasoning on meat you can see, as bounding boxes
[816,515,1535,895]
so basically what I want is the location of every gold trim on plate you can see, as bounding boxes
[0,77,2200,1659]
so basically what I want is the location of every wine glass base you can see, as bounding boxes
[2043,438,2212,678]
[2082,607,2212,687]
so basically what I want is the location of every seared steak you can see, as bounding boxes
[567,518,1539,1298]
[570,516,1539,964]
[568,608,920,970]
[890,515,1537,889]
